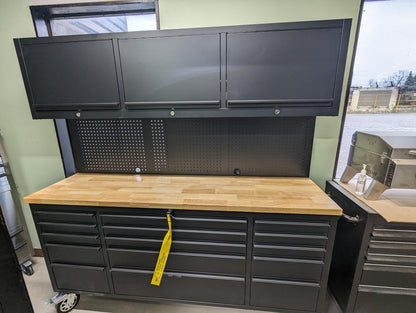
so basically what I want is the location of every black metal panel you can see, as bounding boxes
[52,264,109,293]
[119,35,221,107]
[68,117,315,176]
[19,40,120,110]
[250,278,320,311]
[0,209,34,313]
[227,27,342,107]
[111,268,245,305]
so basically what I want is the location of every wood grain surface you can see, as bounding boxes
[24,173,341,216]
[335,179,416,223]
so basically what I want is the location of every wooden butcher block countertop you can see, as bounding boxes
[24,173,342,216]
[335,179,416,223]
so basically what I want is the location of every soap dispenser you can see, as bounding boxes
[355,164,367,196]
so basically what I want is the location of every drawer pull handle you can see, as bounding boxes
[342,213,362,224]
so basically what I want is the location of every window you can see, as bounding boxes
[30,1,158,37]
[335,0,416,178]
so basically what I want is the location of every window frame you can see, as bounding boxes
[30,0,160,37]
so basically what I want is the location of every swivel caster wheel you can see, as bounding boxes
[56,293,80,313]
[21,260,34,276]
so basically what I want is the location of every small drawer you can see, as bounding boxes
[107,248,245,276]
[111,268,245,305]
[372,228,416,242]
[254,232,327,247]
[355,285,416,313]
[254,220,330,236]
[45,244,104,266]
[34,210,96,224]
[252,256,323,282]
[52,264,109,293]
[253,244,326,260]
[41,232,100,246]
[101,214,166,228]
[39,222,98,235]
[105,237,246,255]
[368,240,416,256]
[366,253,416,266]
[250,278,320,311]
[172,215,247,232]
[361,264,416,289]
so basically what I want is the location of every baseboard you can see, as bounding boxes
[33,248,43,257]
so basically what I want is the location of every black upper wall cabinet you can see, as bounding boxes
[14,19,351,119]
[119,35,221,109]
[17,39,121,113]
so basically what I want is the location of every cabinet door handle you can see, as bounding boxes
[341,213,362,224]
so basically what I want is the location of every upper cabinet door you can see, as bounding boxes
[226,23,346,112]
[19,40,120,115]
[118,34,221,109]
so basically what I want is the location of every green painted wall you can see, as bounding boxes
[0,0,65,249]
[159,0,362,189]
[0,0,361,248]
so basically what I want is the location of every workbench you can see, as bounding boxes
[25,173,342,313]
[326,180,416,313]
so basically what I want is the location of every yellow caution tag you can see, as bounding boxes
[151,213,172,286]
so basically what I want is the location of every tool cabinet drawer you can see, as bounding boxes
[254,232,327,247]
[250,278,320,311]
[41,232,100,246]
[355,286,416,313]
[52,264,109,293]
[254,220,330,235]
[253,244,326,260]
[361,264,416,289]
[34,208,96,224]
[101,213,246,231]
[38,222,98,235]
[107,248,245,276]
[45,244,104,266]
[105,237,246,255]
[252,256,323,282]
[111,268,245,305]
[103,226,246,244]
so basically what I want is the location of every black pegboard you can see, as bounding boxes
[68,117,315,176]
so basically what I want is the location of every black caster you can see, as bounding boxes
[21,260,34,276]
[55,293,80,313]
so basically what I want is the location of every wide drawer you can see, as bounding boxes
[355,285,416,313]
[39,222,98,235]
[34,210,96,224]
[105,237,246,255]
[361,264,416,289]
[107,248,245,276]
[52,264,109,293]
[103,226,246,244]
[250,278,320,311]
[253,244,326,260]
[252,256,323,282]
[45,244,104,266]
[111,268,245,305]
[102,213,246,231]
[41,232,100,246]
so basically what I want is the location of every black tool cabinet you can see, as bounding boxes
[14,19,351,119]
[326,181,416,313]
[30,203,338,313]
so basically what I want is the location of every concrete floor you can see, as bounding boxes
[24,257,342,313]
